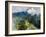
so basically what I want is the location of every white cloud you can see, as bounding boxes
[27,8,40,16]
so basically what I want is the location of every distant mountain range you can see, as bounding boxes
[12,12,28,17]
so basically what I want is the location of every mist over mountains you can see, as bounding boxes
[12,7,41,30]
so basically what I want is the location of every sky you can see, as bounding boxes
[12,6,40,16]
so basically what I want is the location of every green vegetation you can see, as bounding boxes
[13,16,37,30]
